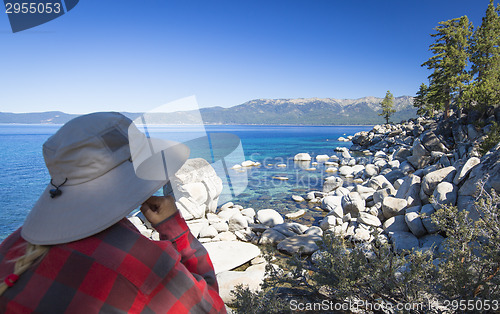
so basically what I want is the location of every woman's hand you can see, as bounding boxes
[140,195,178,225]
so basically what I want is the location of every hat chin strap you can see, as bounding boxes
[49,178,68,198]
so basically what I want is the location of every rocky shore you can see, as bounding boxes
[128,107,500,304]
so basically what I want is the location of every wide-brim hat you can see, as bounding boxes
[21,112,189,245]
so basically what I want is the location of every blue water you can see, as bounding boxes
[0,124,371,241]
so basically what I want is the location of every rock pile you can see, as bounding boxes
[309,108,500,256]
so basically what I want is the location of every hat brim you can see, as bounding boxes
[21,142,189,245]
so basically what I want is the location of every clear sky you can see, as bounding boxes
[0,0,492,114]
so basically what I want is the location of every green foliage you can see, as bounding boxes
[413,83,443,117]
[230,187,500,313]
[379,90,396,124]
[480,122,500,155]
[468,0,500,109]
[432,187,500,300]
[422,16,473,118]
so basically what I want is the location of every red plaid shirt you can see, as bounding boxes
[0,212,226,313]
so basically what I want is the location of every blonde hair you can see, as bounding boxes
[0,243,49,296]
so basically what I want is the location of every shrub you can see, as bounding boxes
[229,186,500,313]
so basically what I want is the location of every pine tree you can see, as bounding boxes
[413,83,439,117]
[422,16,473,118]
[468,0,500,109]
[379,90,395,124]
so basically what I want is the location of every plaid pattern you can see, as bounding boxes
[0,213,226,313]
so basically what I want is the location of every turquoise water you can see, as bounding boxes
[0,124,371,241]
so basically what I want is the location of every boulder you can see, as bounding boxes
[421,204,440,233]
[285,209,306,219]
[373,187,394,205]
[421,166,457,196]
[294,153,312,161]
[419,234,445,251]
[241,207,256,218]
[277,234,322,255]
[315,154,330,162]
[322,176,343,193]
[432,182,458,210]
[272,223,308,237]
[382,197,408,219]
[339,166,354,177]
[228,214,249,232]
[256,209,284,227]
[384,170,405,184]
[383,215,409,233]
[259,229,287,245]
[213,231,237,242]
[304,226,323,236]
[199,225,219,238]
[204,241,261,274]
[216,263,266,304]
[358,212,382,227]
[453,157,480,185]
[212,222,229,233]
[292,195,305,202]
[321,195,343,218]
[319,216,337,231]
[341,192,365,217]
[404,207,426,237]
[421,131,449,153]
[389,231,419,253]
[186,218,209,238]
[368,175,396,194]
[364,164,379,177]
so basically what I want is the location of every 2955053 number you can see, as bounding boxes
[5,2,61,14]
[442,299,499,311]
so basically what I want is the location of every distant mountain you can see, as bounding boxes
[0,96,416,125]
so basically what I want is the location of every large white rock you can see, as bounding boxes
[256,209,284,227]
[204,241,261,274]
[178,182,208,204]
[382,197,408,219]
[341,192,365,217]
[323,176,343,193]
[358,212,382,227]
[405,206,426,237]
[454,157,480,185]
[383,215,409,233]
[277,234,321,255]
[421,204,440,233]
[216,263,266,303]
[321,195,343,218]
[259,228,287,245]
[421,166,456,196]
[186,218,209,238]
[316,154,330,161]
[339,166,354,177]
[389,231,419,253]
[294,153,312,161]
[432,182,458,210]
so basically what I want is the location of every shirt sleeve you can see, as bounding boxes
[151,212,227,313]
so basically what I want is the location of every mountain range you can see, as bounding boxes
[0,96,416,125]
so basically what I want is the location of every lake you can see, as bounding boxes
[0,124,372,241]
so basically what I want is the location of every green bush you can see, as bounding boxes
[229,187,500,313]
[480,122,500,156]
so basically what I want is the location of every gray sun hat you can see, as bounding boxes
[21,112,190,245]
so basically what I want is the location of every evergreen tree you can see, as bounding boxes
[379,90,395,124]
[413,83,436,117]
[468,0,500,109]
[422,16,473,118]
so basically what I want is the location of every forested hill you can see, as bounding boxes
[0,96,416,125]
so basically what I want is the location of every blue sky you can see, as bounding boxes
[0,0,491,113]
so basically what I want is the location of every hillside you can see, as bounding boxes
[0,96,417,125]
